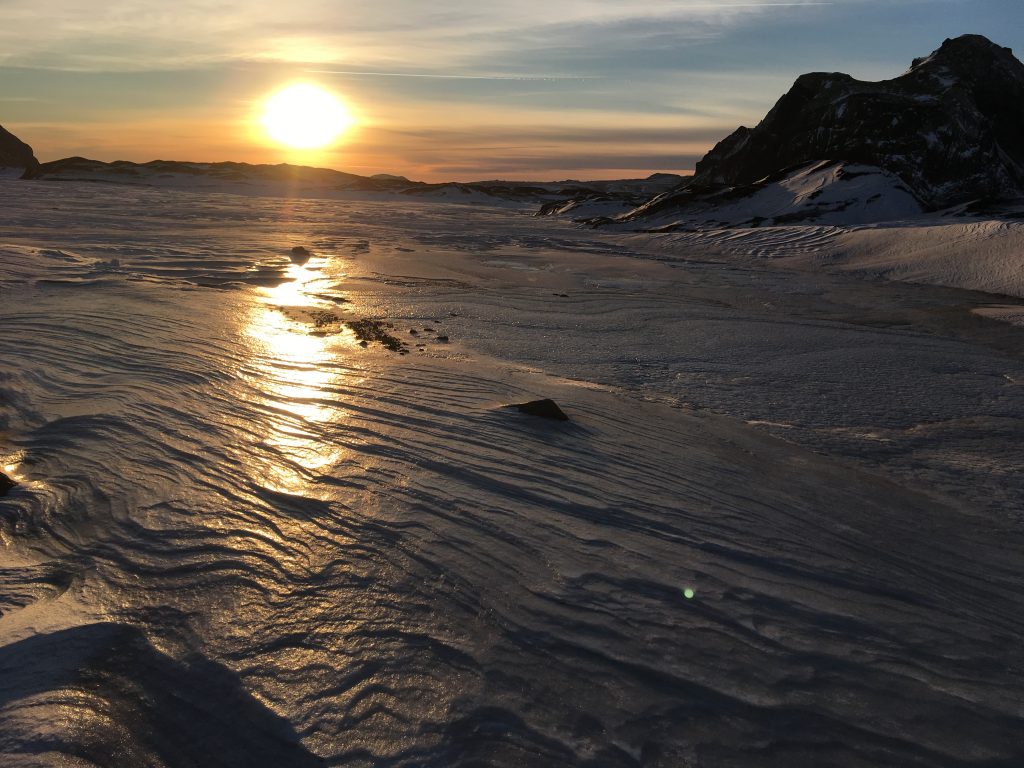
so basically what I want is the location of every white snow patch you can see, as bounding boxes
[825,219,1024,297]
[614,162,923,231]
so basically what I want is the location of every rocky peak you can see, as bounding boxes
[0,124,40,178]
[907,34,1019,79]
[692,34,1024,209]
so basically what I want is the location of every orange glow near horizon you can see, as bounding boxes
[258,83,357,151]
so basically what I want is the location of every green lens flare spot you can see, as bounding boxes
[683,588,695,600]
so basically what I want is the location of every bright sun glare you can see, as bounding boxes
[260,83,355,150]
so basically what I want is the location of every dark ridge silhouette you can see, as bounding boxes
[0,124,39,178]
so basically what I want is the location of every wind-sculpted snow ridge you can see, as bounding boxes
[1,181,1023,766]
[609,210,1024,301]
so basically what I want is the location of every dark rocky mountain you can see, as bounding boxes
[693,34,1024,209]
[0,124,39,177]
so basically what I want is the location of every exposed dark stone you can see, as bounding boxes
[289,246,312,264]
[505,399,570,421]
[310,310,341,328]
[345,319,405,352]
[692,35,1024,209]
[0,472,15,496]
[0,124,40,178]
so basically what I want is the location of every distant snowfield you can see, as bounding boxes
[0,180,1022,766]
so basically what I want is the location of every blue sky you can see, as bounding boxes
[1,0,1021,180]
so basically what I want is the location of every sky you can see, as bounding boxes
[1,0,1022,181]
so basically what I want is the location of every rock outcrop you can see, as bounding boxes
[505,399,570,421]
[693,35,1024,209]
[0,124,40,178]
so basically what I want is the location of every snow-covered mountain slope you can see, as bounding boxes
[537,193,663,221]
[599,161,923,230]
[694,34,1024,209]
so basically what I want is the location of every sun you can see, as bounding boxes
[260,83,356,150]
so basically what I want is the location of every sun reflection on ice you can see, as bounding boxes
[243,258,352,496]
[2,451,29,485]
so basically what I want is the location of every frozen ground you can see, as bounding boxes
[0,180,1023,767]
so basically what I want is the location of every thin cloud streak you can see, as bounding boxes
[308,70,604,82]
[652,2,832,5]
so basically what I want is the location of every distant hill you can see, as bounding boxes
[14,155,684,207]
[26,157,401,190]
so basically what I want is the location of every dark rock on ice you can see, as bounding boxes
[311,310,341,328]
[505,398,570,421]
[0,124,40,178]
[314,293,348,305]
[345,318,405,352]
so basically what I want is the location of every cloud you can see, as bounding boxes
[377,125,730,145]
[11,0,1008,181]
[307,70,603,82]
[0,0,842,72]
[338,123,720,179]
